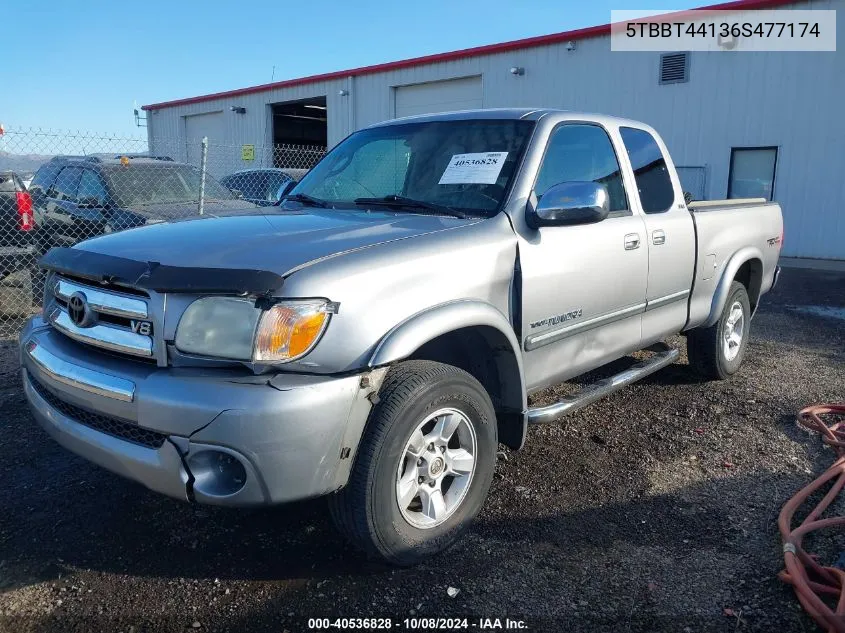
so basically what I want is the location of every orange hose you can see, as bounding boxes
[779,404,845,633]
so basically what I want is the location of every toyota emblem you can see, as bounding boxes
[67,292,95,328]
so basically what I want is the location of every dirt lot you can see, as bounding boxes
[0,266,843,633]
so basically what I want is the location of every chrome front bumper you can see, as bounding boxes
[20,316,379,506]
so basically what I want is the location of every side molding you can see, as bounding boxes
[704,247,763,328]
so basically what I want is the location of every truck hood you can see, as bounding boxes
[75,208,480,277]
[122,198,259,222]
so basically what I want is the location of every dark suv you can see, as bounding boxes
[28,156,257,253]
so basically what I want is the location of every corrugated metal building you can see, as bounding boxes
[143,0,844,259]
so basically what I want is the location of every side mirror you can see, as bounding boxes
[528,181,610,228]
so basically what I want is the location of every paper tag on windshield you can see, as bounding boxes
[439,152,508,185]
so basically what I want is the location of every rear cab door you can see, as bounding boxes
[618,125,696,344]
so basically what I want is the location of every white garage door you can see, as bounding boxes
[394,76,482,119]
[184,111,224,168]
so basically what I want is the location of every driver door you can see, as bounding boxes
[519,123,648,391]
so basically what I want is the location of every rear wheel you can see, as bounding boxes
[328,360,497,565]
[687,281,751,380]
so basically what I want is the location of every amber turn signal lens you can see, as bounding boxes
[253,301,330,362]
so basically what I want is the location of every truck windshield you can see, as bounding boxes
[105,164,236,207]
[290,119,535,217]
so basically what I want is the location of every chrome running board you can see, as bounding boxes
[526,343,680,425]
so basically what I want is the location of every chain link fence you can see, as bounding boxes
[0,127,325,338]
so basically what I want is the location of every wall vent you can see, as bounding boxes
[659,52,690,84]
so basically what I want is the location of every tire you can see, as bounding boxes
[328,360,498,566]
[687,281,751,380]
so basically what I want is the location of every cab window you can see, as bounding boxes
[77,170,108,205]
[534,124,628,213]
[29,163,62,197]
[50,167,83,202]
[619,127,675,214]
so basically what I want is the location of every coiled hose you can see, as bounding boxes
[779,404,845,632]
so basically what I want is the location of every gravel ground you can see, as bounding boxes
[0,266,843,633]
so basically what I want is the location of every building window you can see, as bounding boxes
[728,147,778,200]
[659,52,689,84]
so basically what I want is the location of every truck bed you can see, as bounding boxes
[686,199,783,330]
[688,197,768,211]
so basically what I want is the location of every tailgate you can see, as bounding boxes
[0,174,35,254]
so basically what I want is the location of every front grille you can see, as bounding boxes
[55,272,149,297]
[29,374,167,449]
[47,274,155,360]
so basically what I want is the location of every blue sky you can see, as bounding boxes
[3,0,698,137]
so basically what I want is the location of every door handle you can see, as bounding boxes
[624,233,641,250]
[652,229,666,245]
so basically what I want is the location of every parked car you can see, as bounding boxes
[219,168,304,206]
[21,109,783,565]
[112,154,174,161]
[27,156,257,252]
[0,171,38,281]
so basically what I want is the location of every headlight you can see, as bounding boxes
[174,297,331,363]
[175,297,260,360]
[253,300,331,362]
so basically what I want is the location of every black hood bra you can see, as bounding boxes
[39,247,284,296]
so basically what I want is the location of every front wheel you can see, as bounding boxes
[687,281,751,380]
[328,360,497,565]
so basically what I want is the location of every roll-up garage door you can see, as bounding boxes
[184,111,224,170]
[393,76,482,119]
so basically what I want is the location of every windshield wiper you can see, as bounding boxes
[281,193,330,208]
[353,195,471,219]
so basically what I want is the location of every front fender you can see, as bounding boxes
[704,246,763,328]
[368,299,526,403]
[369,300,521,366]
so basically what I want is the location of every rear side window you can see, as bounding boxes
[620,127,675,214]
[29,162,62,196]
[77,170,108,205]
[234,173,266,200]
[51,167,83,201]
[222,173,245,193]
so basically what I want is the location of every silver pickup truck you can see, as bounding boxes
[20,109,782,564]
